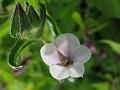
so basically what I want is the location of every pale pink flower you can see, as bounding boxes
[40,33,91,80]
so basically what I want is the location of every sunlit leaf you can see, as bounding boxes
[72,11,84,29]
[91,82,109,90]
[100,40,120,54]
[0,20,9,38]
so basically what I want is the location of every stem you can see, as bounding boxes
[90,22,109,34]
[74,11,86,39]
[57,83,65,90]
[40,38,47,44]
[0,12,10,17]
[111,78,119,90]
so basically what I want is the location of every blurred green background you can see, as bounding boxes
[0,0,120,90]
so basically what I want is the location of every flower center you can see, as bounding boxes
[63,58,73,67]
[56,49,73,67]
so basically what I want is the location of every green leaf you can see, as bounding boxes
[0,20,9,38]
[37,2,46,37]
[91,82,109,90]
[10,2,30,38]
[22,2,46,40]
[100,40,120,54]
[27,5,40,27]
[46,15,57,40]
[8,39,32,69]
[39,2,46,20]
[86,0,120,19]
[72,11,84,29]
[25,1,30,13]
[90,22,109,34]
[46,15,61,36]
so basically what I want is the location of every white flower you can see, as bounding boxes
[40,33,91,80]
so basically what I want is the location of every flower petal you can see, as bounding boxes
[40,43,61,65]
[49,65,70,80]
[70,62,84,77]
[73,45,91,63]
[55,33,80,57]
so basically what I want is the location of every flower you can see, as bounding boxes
[40,33,91,80]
